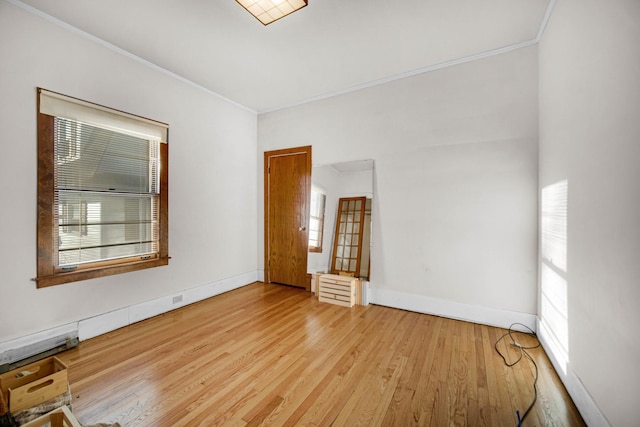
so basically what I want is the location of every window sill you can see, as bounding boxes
[34,256,170,288]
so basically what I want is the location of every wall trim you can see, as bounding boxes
[262,0,555,114]
[0,272,259,359]
[369,287,537,331]
[260,39,539,114]
[1,271,258,363]
[536,0,558,42]
[79,270,258,341]
[0,323,78,365]
[4,0,254,114]
[6,0,556,116]
[537,318,611,427]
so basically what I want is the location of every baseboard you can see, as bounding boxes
[78,270,258,341]
[537,319,611,427]
[1,272,259,362]
[0,323,78,366]
[369,287,537,331]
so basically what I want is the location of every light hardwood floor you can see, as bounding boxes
[57,282,584,426]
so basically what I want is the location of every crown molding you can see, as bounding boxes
[258,39,539,114]
[259,0,556,114]
[536,0,558,42]
[6,0,556,116]
[4,0,256,114]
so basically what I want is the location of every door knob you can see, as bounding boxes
[299,226,306,231]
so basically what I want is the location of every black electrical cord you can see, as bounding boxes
[494,323,540,427]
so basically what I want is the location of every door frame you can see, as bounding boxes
[264,145,312,290]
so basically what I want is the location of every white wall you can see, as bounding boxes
[0,1,258,342]
[259,46,539,327]
[538,0,640,425]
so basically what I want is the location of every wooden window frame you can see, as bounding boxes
[330,196,366,277]
[35,89,169,288]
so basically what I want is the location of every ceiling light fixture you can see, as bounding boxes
[236,0,308,25]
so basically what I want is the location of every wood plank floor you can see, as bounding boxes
[57,282,585,426]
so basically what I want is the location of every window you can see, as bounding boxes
[330,197,366,276]
[308,187,326,252]
[35,88,169,287]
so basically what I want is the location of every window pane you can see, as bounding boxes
[308,188,326,251]
[54,117,160,268]
[310,188,325,217]
[57,191,157,266]
[59,242,155,266]
[36,90,169,287]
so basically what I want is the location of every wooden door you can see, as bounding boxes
[330,197,367,277]
[264,146,311,290]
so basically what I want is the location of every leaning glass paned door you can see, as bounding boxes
[330,197,366,277]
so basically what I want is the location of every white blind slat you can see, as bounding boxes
[53,116,160,267]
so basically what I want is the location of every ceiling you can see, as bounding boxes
[17,0,551,113]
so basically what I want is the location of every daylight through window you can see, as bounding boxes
[308,187,326,252]
[36,88,169,287]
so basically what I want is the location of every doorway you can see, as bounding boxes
[264,146,312,290]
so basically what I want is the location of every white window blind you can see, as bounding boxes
[40,89,168,142]
[38,89,168,270]
[541,179,568,272]
[54,118,160,267]
[36,88,169,287]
